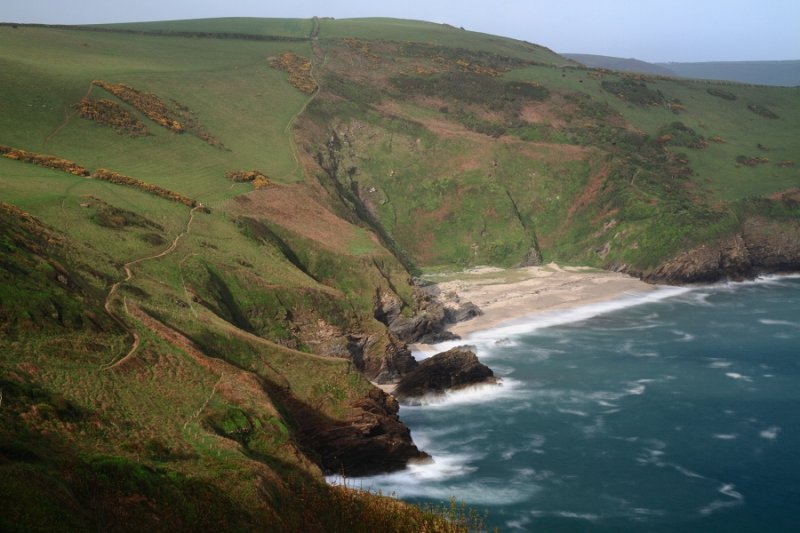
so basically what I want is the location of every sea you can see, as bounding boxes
[331,275,800,532]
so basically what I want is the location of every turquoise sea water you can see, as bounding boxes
[336,276,800,532]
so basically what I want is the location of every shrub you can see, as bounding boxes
[92,80,185,132]
[601,79,664,106]
[92,168,197,207]
[77,98,149,136]
[269,52,317,94]
[707,88,737,100]
[224,170,272,189]
[657,122,707,149]
[735,155,769,167]
[747,104,779,119]
[0,145,89,176]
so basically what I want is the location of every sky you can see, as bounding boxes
[4,0,799,63]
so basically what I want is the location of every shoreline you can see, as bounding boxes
[411,263,656,354]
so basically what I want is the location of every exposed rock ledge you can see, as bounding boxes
[301,387,430,477]
[393,347,497,403]
[635,217,800,284]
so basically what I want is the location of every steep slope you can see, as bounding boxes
[294,26,799,280]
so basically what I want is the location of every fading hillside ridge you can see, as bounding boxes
[564,53,677,77]
[563,54,800,87]
[657,60,800,87]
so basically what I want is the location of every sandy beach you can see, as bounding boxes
[414,263,655,349]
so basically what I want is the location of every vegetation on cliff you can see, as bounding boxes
[1,15,798,530]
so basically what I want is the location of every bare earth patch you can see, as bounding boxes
[228,185,372,254]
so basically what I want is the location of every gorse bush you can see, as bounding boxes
[269,52,318,94]
[747,104,779,119]
[707,88,737,100]
[92,80,185,132]
[0,145,89,176]
[77,98,149,136]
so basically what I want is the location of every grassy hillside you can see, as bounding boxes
[94,17,314,38]
[0,25,311,204]
[1,16,798,530]
[295,27,799,271]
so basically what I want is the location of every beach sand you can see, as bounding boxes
[412,263,654,351]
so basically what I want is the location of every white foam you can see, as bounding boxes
[713,433,738,440]
[760,426,781,441]
[708,360,733,368]
[699,500,741,516]
[698,483,746,515]
[672,330,696,342]
[557,408,589,417]
[759,318,799,328]
[552,511,600,521]
[329,455,540,505]
[719,483,744,500]
[673,465,705,479]
[725,372,753,382]
[626,384,646,395]
[425,285,691,356]
[398,378,525,408]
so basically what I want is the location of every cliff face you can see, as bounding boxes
[640,216,800,284]
[299,387,429,476]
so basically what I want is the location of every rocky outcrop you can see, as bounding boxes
[640,216,800,284]
[347,331,418,384]
[305,387,430,476]
[393,347,496,402]
[377,287,482,345]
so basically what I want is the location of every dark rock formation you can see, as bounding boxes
[393,347,496,402]
[387,298,448,343]
[306,387,429,476]
[444,301,482,324]
[348,331,419,384]
[640,216,800,284]
[379,287,482,345]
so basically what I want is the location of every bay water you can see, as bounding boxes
[335,276,800,531]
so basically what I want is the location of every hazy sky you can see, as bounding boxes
[5,0,799,63]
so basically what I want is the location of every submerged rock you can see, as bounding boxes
[393,347,496,401]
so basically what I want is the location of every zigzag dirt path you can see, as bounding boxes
[101,204,201,370]
[44,82,94,146]
[278,27,326,182]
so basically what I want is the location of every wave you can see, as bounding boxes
[422,285,691,357]
[725,372,753,382]
[699,483,745,516]
[328,453,540,505]
[759,318,800,328]
[399,378,526,408]
[760,426,781,440]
